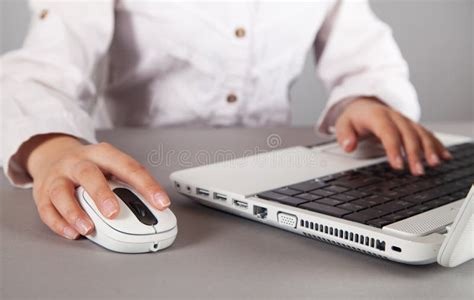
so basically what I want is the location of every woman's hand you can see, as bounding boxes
[18,134,170,240]
[335,97,452,176]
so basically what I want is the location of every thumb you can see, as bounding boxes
[335,115,358,153]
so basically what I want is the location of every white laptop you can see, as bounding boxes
[170,133,473,265]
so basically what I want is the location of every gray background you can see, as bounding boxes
[1,0,473,125]
[1,123,473,300]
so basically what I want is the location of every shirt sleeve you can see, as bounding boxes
[0,0,115,187]
[314,0,420,134]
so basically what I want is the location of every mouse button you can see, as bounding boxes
[153,209,177,233]
[81,188,155,235]
[113,188,158,226]
[107,198,156,235]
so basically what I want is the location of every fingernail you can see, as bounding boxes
[63,227,78,240]
[342,138,352,151]
[394,156,404,169]
[153,192,170,209]
[430,154,440,165]
[102,199,118,218]
[76,218,92,235]
[442,150,453,160]
[415,162,425,175]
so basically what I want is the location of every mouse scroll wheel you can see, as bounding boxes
[133,202,147,217]
[129,202,146,217]
[113,188,158,226]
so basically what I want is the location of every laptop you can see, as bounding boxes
[170,132,474,265]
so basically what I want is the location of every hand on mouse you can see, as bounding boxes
[334,97,452,176]
[17,134,170,240]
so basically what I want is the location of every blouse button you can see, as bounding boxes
[235,27,246,38]
[39,9,49,20]
[227,94,238,103]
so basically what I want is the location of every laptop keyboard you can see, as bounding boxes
[257,142,474,228]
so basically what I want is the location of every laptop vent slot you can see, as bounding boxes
[302,232,388,260]
[299,218,386,252]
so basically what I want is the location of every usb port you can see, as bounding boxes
[213,192,227,201]
[196,188,209,197]
[233,199,248,209]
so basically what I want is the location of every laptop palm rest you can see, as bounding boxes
[384,200,462,237]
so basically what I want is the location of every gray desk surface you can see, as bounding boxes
[1,121,473,300]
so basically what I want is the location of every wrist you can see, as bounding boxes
[17,134,83,180]
[345,96,385,109]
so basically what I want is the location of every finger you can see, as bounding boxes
[48,177,94,235]
[69,160,120,218]
[37,202,79,240]
[412,125,442,167]
[429,131,452,160]
[335,114,358,153]
[366,113,404,170]
[390,113,424,175]
[89,143,170,210]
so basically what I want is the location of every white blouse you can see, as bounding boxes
[1,0,419,186]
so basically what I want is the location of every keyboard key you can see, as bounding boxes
[331,193,357,202]
[451,191,468,199]
[331,175,381,189]
[257,191,288,201]
[319,174,342,182]
[364,195,391,205]
[324,185,350,193]
[310,189,336,197]
[397,209,419,219]
[393,184,427,195]
[332,177,381,189]
[438,195,459,204]
[275,197,311,207]
[343,213,375,223]
[315,198,344,206]
[288,180,327,192]
[383,213,406,223]
[411,205,432,213]
[357,208,389,219]
[378,190,408,199]
[257,192,308,206]
[373,203,399,213]
[402,190,441,204]
[375,200,413,213]
[367,218,392,228]
[295,193,323,201]
[258,192,308,206]
[299,202,351,217]
[423,199,442,209]
[351,199,374,209]
[337,202,365,212]
[344,190,369,199]
[273,187,301,196]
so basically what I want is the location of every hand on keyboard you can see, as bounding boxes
[257,142,474,228]
[334,97,452,176]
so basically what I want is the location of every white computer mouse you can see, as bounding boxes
[76,180,177,253]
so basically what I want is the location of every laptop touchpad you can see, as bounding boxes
[322,139,386,160]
